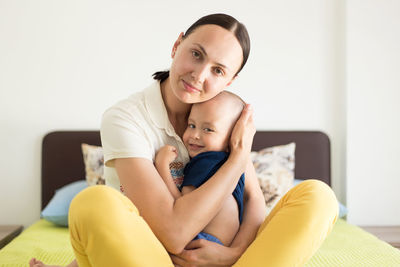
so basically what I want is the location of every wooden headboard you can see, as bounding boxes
[41,131,330,209]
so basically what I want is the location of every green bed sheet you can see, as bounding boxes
[1,219,400,267]
[0,220,73,267]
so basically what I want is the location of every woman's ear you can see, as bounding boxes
[226,74,238,87]
[172,32,184,58]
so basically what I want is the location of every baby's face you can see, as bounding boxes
[183,100,236,158]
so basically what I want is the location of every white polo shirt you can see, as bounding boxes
[100,81,190,191]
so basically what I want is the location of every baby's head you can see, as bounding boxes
[183,91,245,158]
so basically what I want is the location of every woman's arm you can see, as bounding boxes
[115,154,245,254]
[115,105,255,255]
[227,157,266,262]
[170,158,266,266]
[155,145,182,199]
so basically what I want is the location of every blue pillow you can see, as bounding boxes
[41,180,88,226]
[293,179,348,218]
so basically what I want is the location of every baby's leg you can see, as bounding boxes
[28,258,78,267]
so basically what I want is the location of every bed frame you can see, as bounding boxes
[41,131,330,209]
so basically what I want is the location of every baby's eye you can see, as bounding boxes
[204,128,214,132]
[192,50,201,59]
[188,123,195,129]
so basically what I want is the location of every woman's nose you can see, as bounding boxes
[192,64,208,84]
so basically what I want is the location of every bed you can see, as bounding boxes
[1,130,400,267]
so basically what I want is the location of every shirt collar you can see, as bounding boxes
[144,81,175,136]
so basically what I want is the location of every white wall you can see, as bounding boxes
[346,0,400,225]
[1,0,348,227]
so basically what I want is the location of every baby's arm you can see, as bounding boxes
[155,145,182,199]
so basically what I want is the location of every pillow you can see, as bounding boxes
[251,143,295,215]
[41,180,88,226]
[293,179,348,218]
[81,143,105,186]
[79,142,296,216]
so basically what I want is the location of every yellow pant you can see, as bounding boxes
[69,179,338,267]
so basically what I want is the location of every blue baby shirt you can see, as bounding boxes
[181,151,245,223]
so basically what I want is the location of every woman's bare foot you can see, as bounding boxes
[29,258,62,267]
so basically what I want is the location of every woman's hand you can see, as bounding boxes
[170,239,241,267]
[229,104,256,158]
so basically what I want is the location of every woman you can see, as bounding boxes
[39,13,338,267]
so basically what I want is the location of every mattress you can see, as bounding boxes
[1,219,400,266]
[0,220,74,267]
[305,219,400,267]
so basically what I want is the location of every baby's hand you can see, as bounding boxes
[155,145,178,168]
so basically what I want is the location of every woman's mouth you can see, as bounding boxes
[182,80,201,93]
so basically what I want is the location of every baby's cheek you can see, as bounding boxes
[220,135,231,150]
[182,133,189,147]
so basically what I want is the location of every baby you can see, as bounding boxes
[155,91,246,246]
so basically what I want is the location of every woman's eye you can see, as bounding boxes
[214,67,224,76]
[192,50,201,59]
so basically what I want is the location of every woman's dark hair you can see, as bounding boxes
[153,13,250,83]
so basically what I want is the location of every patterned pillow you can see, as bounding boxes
[81,143,105,186]
[251,143,295,215]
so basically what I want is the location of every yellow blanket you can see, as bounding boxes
[0,219,399,267]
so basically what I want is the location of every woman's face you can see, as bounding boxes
[168,24,243,104]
